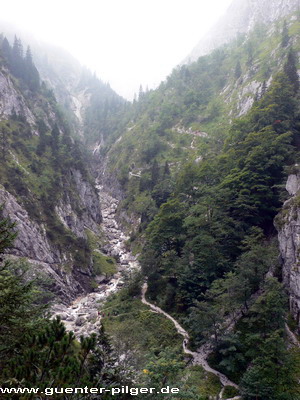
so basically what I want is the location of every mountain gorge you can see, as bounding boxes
[1,1,300,398]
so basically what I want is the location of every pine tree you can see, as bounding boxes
[24,46,40,91]
[163,161,170,176]
[284,49,299,94]
[260,80,267,98]
[234,60,242,79]
[11,36,23,78]
[1,37,11,64]
[150,159,160,188]
[0,208,16,254]
[281,20,290,48]
[0,125,9,162]
[139,84,144,100]
[50,124,60,153]
[246,41,254,66]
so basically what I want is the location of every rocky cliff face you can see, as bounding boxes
[55,169,101,239]
[185,0,299,63]
[0,66,36,126]
[0,169,102,303]
[276,172,300,329]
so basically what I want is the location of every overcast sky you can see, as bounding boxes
[0,0,233,99]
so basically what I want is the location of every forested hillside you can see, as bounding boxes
[101,13,300,223]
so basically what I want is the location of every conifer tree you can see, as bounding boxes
[284,49,299,94]
[50,123,60,153]
[25,46,40,91]
[260,80,267,98]
[0,208,16,254]
[234,60,242,78]
[11,36,23,78]
[281,20,290,47]
[1,37,11,64]
[150,159,159,188]
[0,125,9,162]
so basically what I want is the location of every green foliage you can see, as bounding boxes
[0,260,46,366]
[281,20,290,48]
[239,279,299,399]
[0,207,17,254]
[222,386,240,398]
[92,251,117,276]
[138,58,299,398]
[284,48,300,94]
[101,288,183,375]
[234,60,242,78]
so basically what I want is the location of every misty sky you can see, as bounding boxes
[1,0,233,99]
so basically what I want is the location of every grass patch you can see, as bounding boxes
[86,228,107,248]
[182,365,222,398]
[92,250,117,276]
[223,385,240,398]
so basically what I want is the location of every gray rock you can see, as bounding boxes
[87,311,98,321]
[286,174,300,196]
[58,313,68,320]
[0,68,36,126]
[95,275,107,284]
[276,174,300,329]
[95,286,107,293]
[75,316,86,326]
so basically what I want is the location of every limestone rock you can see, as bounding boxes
[276,173,300,328]
[75,316,86,326]
[0,188,85,301]
[0,68,36,126]
[286,174,300,196]
[55,169,102,239]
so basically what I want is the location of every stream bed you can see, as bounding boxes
[51,186,139,337]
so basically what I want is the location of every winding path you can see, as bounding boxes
[141,282,240,399]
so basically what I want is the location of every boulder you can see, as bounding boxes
[75,316,86,326]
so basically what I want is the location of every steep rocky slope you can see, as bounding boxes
[0,37,104,302]
[185,0,300,63]
[276,171,300,328]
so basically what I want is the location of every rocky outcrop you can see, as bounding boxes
[0,187,84,301]
[55,169,102,238]
[275,172,300,328]
[0,67,36,125]
[0,169,102,303]
[0,187,57,263]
